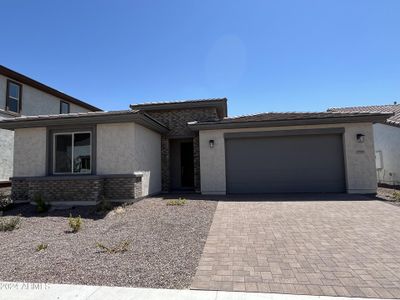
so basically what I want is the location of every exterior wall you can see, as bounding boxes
[97,122,136,174]
[199,122,377,195]
[0,128,13,181]
[96,122,161,196]
[13,127,47,177]
[0,74,91,116]
[133,123,162,196]
[374,123,400,185]
[145,107,218,192]
[0,111,14,181]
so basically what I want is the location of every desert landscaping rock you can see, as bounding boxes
[376,187,400,207]
[0,197,217,289]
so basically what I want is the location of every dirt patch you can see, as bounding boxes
[0,196,217,289]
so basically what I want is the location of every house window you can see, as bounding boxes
[53,132,91,174]
[60,101,70,114]
[6,80,22,113]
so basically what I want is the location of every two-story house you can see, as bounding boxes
[0,65,101,183]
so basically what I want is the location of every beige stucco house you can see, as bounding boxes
[0,65,101,184]
[0,97,390,205]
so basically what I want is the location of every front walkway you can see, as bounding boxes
[0,281,391,300]
[191,196,400,298]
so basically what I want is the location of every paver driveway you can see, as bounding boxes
[191,195,400,298]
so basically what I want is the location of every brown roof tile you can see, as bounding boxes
[328,104,400,127]
[188,111,392,129]
[222,111,390,122]
[130,97,227,107]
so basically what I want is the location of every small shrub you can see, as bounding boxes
[0,216,21,232]
[166,197,187,206]
[97,196,113,213]
[68,214,82,233]
[96,241,130,254]
[0,191,12,211]
[393,191,400,202]
[36,243,48,252]
[34,193,50,213]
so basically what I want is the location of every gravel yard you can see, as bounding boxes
[377,186,400,207]
[0,196,217,289]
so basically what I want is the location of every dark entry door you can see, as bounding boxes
[180,142,194,188]
[170,139,194,190]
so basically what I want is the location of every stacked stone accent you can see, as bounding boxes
[193,135,201,190]
[28,176,103,202]
[145,107,219,192]
[161,136,170,192]
[103,175,142,200]
[10,178,29,202]
[10,174,143,204]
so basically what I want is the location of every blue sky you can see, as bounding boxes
[2,0,399,116]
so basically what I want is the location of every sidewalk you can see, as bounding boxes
[0,282,391,300]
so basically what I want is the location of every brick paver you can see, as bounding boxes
[191,196,400,298]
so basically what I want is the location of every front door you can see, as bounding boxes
[170,139,194,190]
[180,142,194,188]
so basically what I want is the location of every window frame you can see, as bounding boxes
[51,130,94,176]
[60,101,70,114]
[5,79,22,114]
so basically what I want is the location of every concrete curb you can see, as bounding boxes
[0,282,390,300]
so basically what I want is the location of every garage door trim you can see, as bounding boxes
[224,127,345,140]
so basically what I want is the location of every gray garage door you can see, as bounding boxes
[226,133,346,193]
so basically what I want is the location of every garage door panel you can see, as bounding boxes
[226,134,345,193]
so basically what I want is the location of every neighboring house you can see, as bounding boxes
[0,98,390,205]
[329,104,400,186]
[0,65,101,183]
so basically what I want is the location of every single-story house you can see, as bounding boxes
[0,98,391,205]
[329,103,400,186]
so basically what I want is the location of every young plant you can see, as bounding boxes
[36,243,48,252]
[34,193,50,213]
[0,216,21,232]
[68,214,82,233]
[96,241,130,254]
[0,191,12,211]
[97,196,113,213]
[393,191,400,202]
[166,197,187,206]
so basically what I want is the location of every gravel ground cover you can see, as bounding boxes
[377,187,400,207]
[0,196,217,289]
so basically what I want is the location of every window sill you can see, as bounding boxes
[0,108,21,117]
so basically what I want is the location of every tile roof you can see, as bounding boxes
[328,104,400,127]
[188,111,392,129]
[220,111,391,123]
[0,110,169,133]
[130,97,228,118]
[130,97,227,107]
[0,110,138,123]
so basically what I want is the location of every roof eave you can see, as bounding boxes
[0,112,169,134]
[188,115,391,130]
[130,98,228,118]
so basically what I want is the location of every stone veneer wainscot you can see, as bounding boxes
[11,174,143,204]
